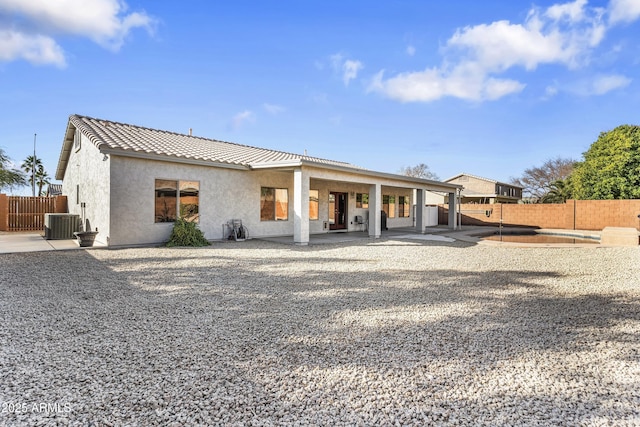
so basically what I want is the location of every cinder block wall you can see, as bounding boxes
[439,200,640,230]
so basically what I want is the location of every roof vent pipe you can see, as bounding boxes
[189,128,193,136]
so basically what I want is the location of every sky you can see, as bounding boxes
[2,0,640,195]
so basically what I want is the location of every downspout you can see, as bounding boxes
[457,188,462,230]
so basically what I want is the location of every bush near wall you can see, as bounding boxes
[439,200,640,231]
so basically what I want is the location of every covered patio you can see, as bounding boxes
[292,167,461,245]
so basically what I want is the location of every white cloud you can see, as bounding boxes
[330,53,344,71]
[0,30,66,67]
[608,0,640,24]
[0,0,156,66]
[369,66,525,102]
[546,0,589,22]
[230,110,255,130]
[329,53,363,86]
[589,74,631,94]
[564,73,631,95]
[369,0,615,102]
[263,103,285,115]
[342,59,363,86]
[406,45,416,56]
[544,85,559,99]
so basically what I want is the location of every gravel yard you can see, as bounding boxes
[1,238,639,426]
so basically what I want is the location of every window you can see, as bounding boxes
[309,189,319,220]
[356,193,369,208]
[261,187,288,221]
[179,180,200,222]
[399,196,410,217]
[383,195,395,218]
[155,179,177,222]
[155,179,200,223]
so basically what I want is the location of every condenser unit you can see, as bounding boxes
[44,213,81,240]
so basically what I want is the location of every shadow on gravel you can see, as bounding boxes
[1,248,638,425]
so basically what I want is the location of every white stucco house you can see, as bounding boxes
[55,114,461,246]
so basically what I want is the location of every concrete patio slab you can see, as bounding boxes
[0,233,105,254]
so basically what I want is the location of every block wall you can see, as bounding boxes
[439,200,640,230]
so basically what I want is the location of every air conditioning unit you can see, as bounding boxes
[45,213,81,240]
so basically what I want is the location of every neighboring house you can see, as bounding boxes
[46,183,62,196]
[55,115,462,246]
[444,173,523,204]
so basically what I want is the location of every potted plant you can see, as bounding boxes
[74,218,98,247]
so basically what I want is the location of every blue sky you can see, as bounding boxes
[1,0,640,194]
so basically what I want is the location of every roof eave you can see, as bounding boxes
[100,147,250,170]
[250,159,462,191]
[55,120,76,181]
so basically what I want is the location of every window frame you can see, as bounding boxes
[356,193,369,209]
[309,189,319,221]
[154,179,200,223]
[383,194,396,218]
[399,195,410,217]
[260,187,289,221]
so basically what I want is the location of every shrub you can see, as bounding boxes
[166,219,210,247]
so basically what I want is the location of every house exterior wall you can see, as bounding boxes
[305,181,413,232]
[108,156,300,246]
[448,175,521,204]
[449,175,495,195]
[104,158,423,246]
[61,134,111,245]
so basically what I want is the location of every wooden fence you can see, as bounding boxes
[0,195,68,232]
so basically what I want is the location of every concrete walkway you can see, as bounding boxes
[258,227,459,245]
[0,233,92,254]
[2,225,630,253]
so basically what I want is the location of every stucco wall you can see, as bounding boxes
[109,157,302,245]
[305,182,412,232]
[449,176,494,195]
[105,158,421,246]
[60,134,111,245]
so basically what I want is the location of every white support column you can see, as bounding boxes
[368,183,381,238]
[415,188,427,234]
[293,168,310,245]
[448,192,457,230]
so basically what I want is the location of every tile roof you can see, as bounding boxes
[47,183,62,196]
[68,114,360,169]
[55,114,462,193]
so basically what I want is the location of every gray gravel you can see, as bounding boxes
[1,238,639,426]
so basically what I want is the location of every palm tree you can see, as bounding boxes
[0,148,26,193]
[21,155,42,196]
[35,165,50,196]
[541,179,572,203]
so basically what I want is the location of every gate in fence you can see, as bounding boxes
[0,195,67,232]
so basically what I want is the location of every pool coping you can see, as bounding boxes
[446,226,609,248]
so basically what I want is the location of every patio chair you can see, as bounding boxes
[354,215,368,232]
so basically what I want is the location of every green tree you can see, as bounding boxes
[571,125,640,199]
[399,163,440,180]
[0,148,27,193]
[21,155,43,197]
[35,165,50,196]
[540,178,572,203]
